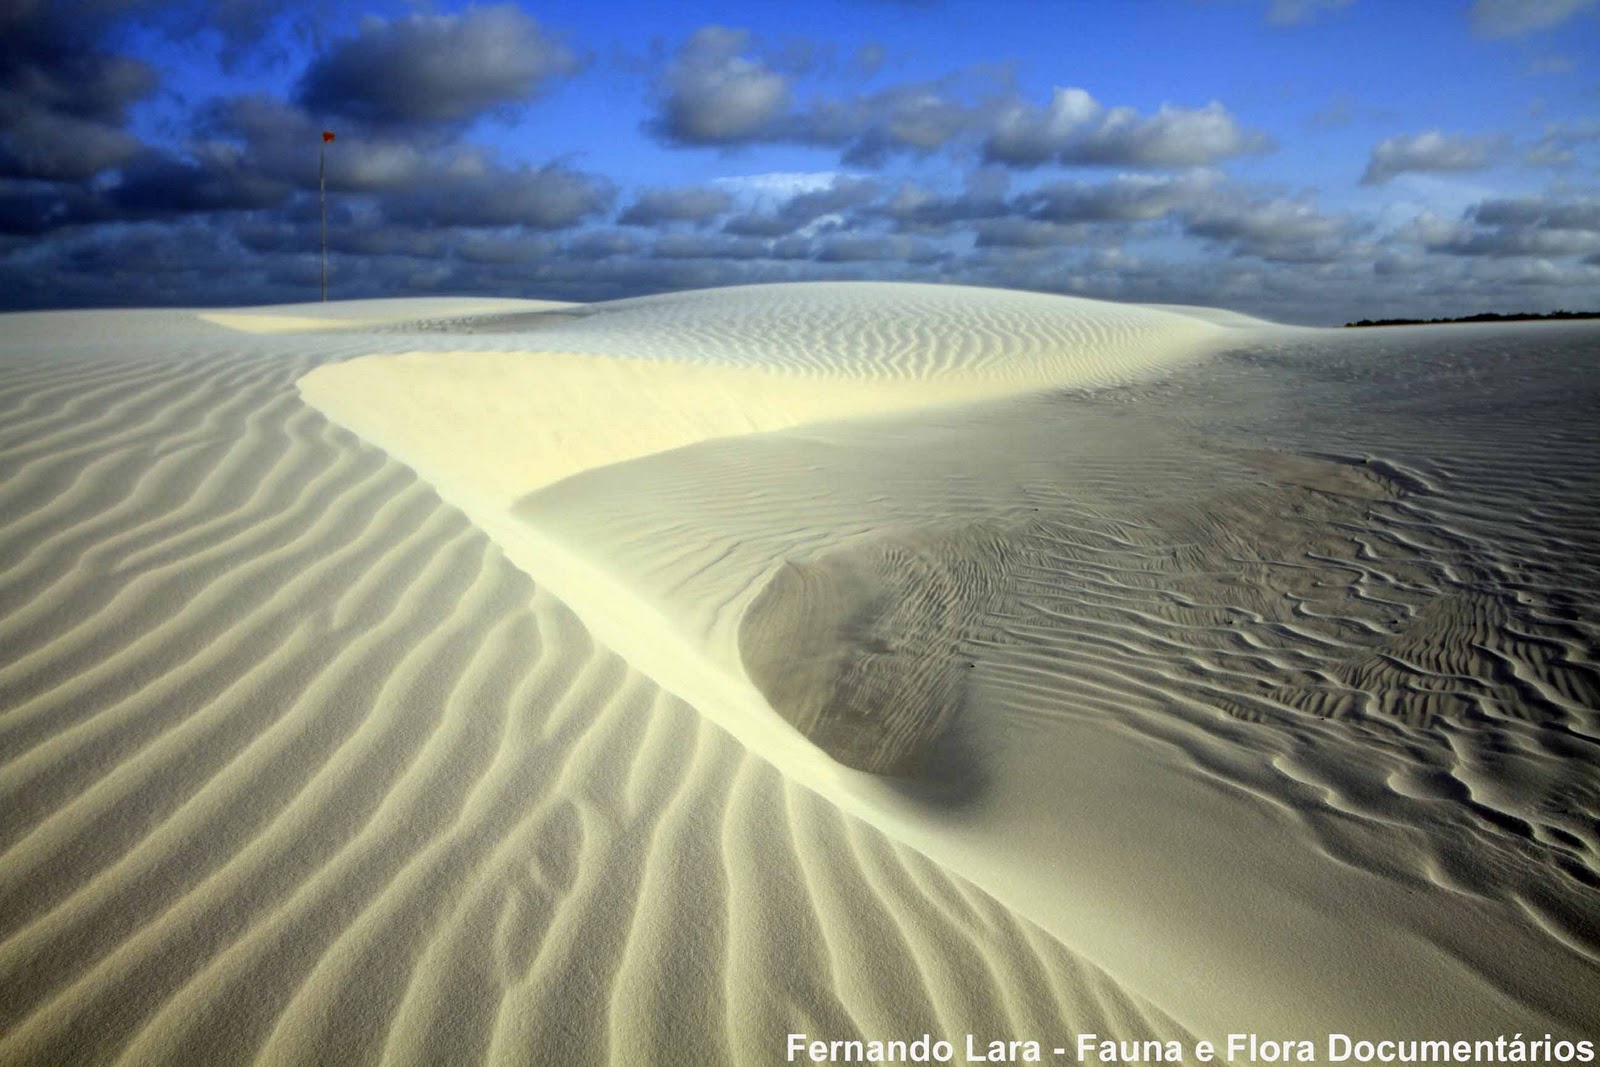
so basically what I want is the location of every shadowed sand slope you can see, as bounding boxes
[510,351,1600,1036]
[0,308,1193,1064]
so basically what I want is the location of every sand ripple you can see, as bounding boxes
[0,316,1190,1064]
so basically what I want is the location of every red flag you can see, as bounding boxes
[322,130,336,142]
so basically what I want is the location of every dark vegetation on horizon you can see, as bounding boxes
[1344,310,1600,328]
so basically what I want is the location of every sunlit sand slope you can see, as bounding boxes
[301,286,1598,1042]
[199,296,575,334]
[0,310,1191,1064]
[299,282,1232,506]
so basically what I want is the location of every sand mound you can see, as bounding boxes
[200,296,573,334]
[467,314,1600,1038]
[739,525,1008,778]
[5,290,1596,1059]
[298,282,1235,511]
[0,307,1192,1063]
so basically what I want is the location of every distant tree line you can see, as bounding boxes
[1344,310,1600,328]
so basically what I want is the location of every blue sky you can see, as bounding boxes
[3,0,1597,322]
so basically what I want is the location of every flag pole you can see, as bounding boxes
[319,134,328,302]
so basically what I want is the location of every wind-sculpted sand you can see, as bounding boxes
[0,295,1194,1064]
[2,285,1596,1062]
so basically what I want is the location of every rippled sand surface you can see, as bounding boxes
[2,286,1595,1062]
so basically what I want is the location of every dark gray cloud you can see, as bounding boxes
[619,185,734,226]
[1183,197,1357,262]
[1471,196,1600,231]
[721,212,802,237]
[203,95,447,194]
[0,0,157,182]
[111,150,295,215]
[651,232,768,259]
[0,6,157,125]
[0,107,142,180]
[982,88,1272,168]
[4,4,1598,328]
[0,181,107,234]
[881,182,1007,229]
[814,233,941,263]
[298,5,580,126]
[455,232,558,264]
[1023,171,1217,223]
[971,218,1090,249]
[1361,130,1504,185]
[9,171,1599,324]
[381,162,613,229]
[563,230,642,260]
[1404,195,1600,257]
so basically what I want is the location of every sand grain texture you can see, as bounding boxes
[3,287,1597,1063]
[0,298,1193,1065]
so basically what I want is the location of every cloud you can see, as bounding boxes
[649,26,792,144]
[0,0,157,181]
[1397,195,1600,258]
[1023,171,1218,223]
[1525,120,1600,167]
[1182,196,1356,262]
[201,94,466,195]
[1265,0,1355,27]
[0,182,106,235]
[1360,130,1503,185]
[562,230,640,260]
[722,175,879,236]
[1471,196,1600,231]
[297,5,580,125]
[981,88,1272,168]
[880,174,1011,230]
[381,162,613,229]
[651,232,769,259]
[648,28,982,163]
[111,150,295,215]
[971,218,1089,248]
[619,185,734,226]
[814,233,941,263]
[791,81,975,165]
[1469,0,1597,37]
[0,106,143,180]
[648,29,1269,171]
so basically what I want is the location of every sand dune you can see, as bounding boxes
[3,288,1597,1062]
[299,282,1231,509]
[0,302,1193,1064]
[298,285,1599,1043]
[199,296,575,335]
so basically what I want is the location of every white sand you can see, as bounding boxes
[2,287,1596,1062]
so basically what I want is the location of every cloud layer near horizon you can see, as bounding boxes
[1,0,1597,324]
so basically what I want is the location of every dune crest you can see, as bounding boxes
[298,281,1235,508]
